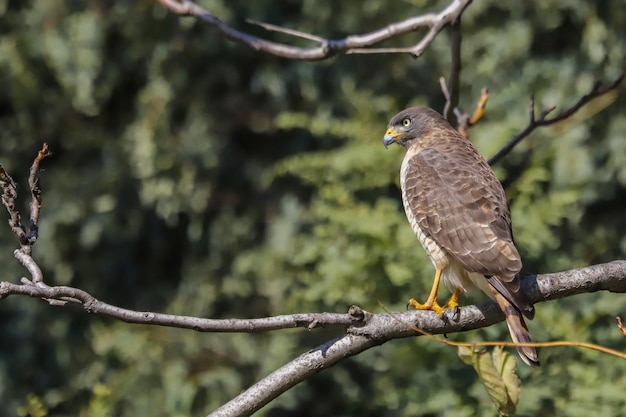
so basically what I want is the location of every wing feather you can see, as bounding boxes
[403,136,521,277]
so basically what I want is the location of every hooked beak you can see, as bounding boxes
[383,127,400,148]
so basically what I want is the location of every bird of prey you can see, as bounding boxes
[383,106,539,367]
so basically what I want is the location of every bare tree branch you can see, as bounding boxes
[0,165,28,247]
[3,260,623,336]
[156,0,472,60]
[487,68,625,165]
[26,143,49,246]
[0,276,361,330]
[209,261,626,417]
[0,143,49,256]
[13,251,44,286]
[441,84,489,137]
[456,87,489,137]
[442,68,623,158]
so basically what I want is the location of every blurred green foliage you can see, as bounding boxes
[0,0,625,416]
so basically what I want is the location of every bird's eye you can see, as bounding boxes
[402,118,411,127]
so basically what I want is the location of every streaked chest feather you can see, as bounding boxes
[400,156,489,295]
[400,157,448,269]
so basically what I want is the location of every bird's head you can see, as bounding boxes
[383,106,445,149]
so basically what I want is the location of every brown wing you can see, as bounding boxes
[402,130,534,315]
[404,135,534,319]
[403,137,520,275]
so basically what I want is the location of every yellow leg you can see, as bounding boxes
[408,268,446,317]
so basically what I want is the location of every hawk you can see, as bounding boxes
[383,106,539,367]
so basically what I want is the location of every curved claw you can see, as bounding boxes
[442,289,461,321]
[452,305,461,321]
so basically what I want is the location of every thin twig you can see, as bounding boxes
[0,278,361,331]
[0,144,50,249]
[0,165,28,246]
[617,316,626,337]
[246,19,325,43]
[458,87,489,137]
[157,0,473,60]
[488,68,625,165]
[442,19,462,123]
[27,143,49,245]
[0,145,49,284]
[439,76,451,102]
[440,81,489,138]
[469,87,489,124]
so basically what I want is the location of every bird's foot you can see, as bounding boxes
[407,298,446,319]
[408,292,461,322]
[442,290,461,321]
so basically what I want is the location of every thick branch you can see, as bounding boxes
[209,261,626,417]
[156,0,472,60]
[208,333,382,417]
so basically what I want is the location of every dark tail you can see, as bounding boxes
[491,288,540,367]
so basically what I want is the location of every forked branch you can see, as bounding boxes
[156,0,472,60]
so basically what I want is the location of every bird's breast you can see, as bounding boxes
[400,158,449,271]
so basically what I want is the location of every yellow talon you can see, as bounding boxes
[442,288,460,310]
[408,270,461,320]
[408,297,446,318]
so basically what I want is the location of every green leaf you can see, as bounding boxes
[458,346,521,416]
